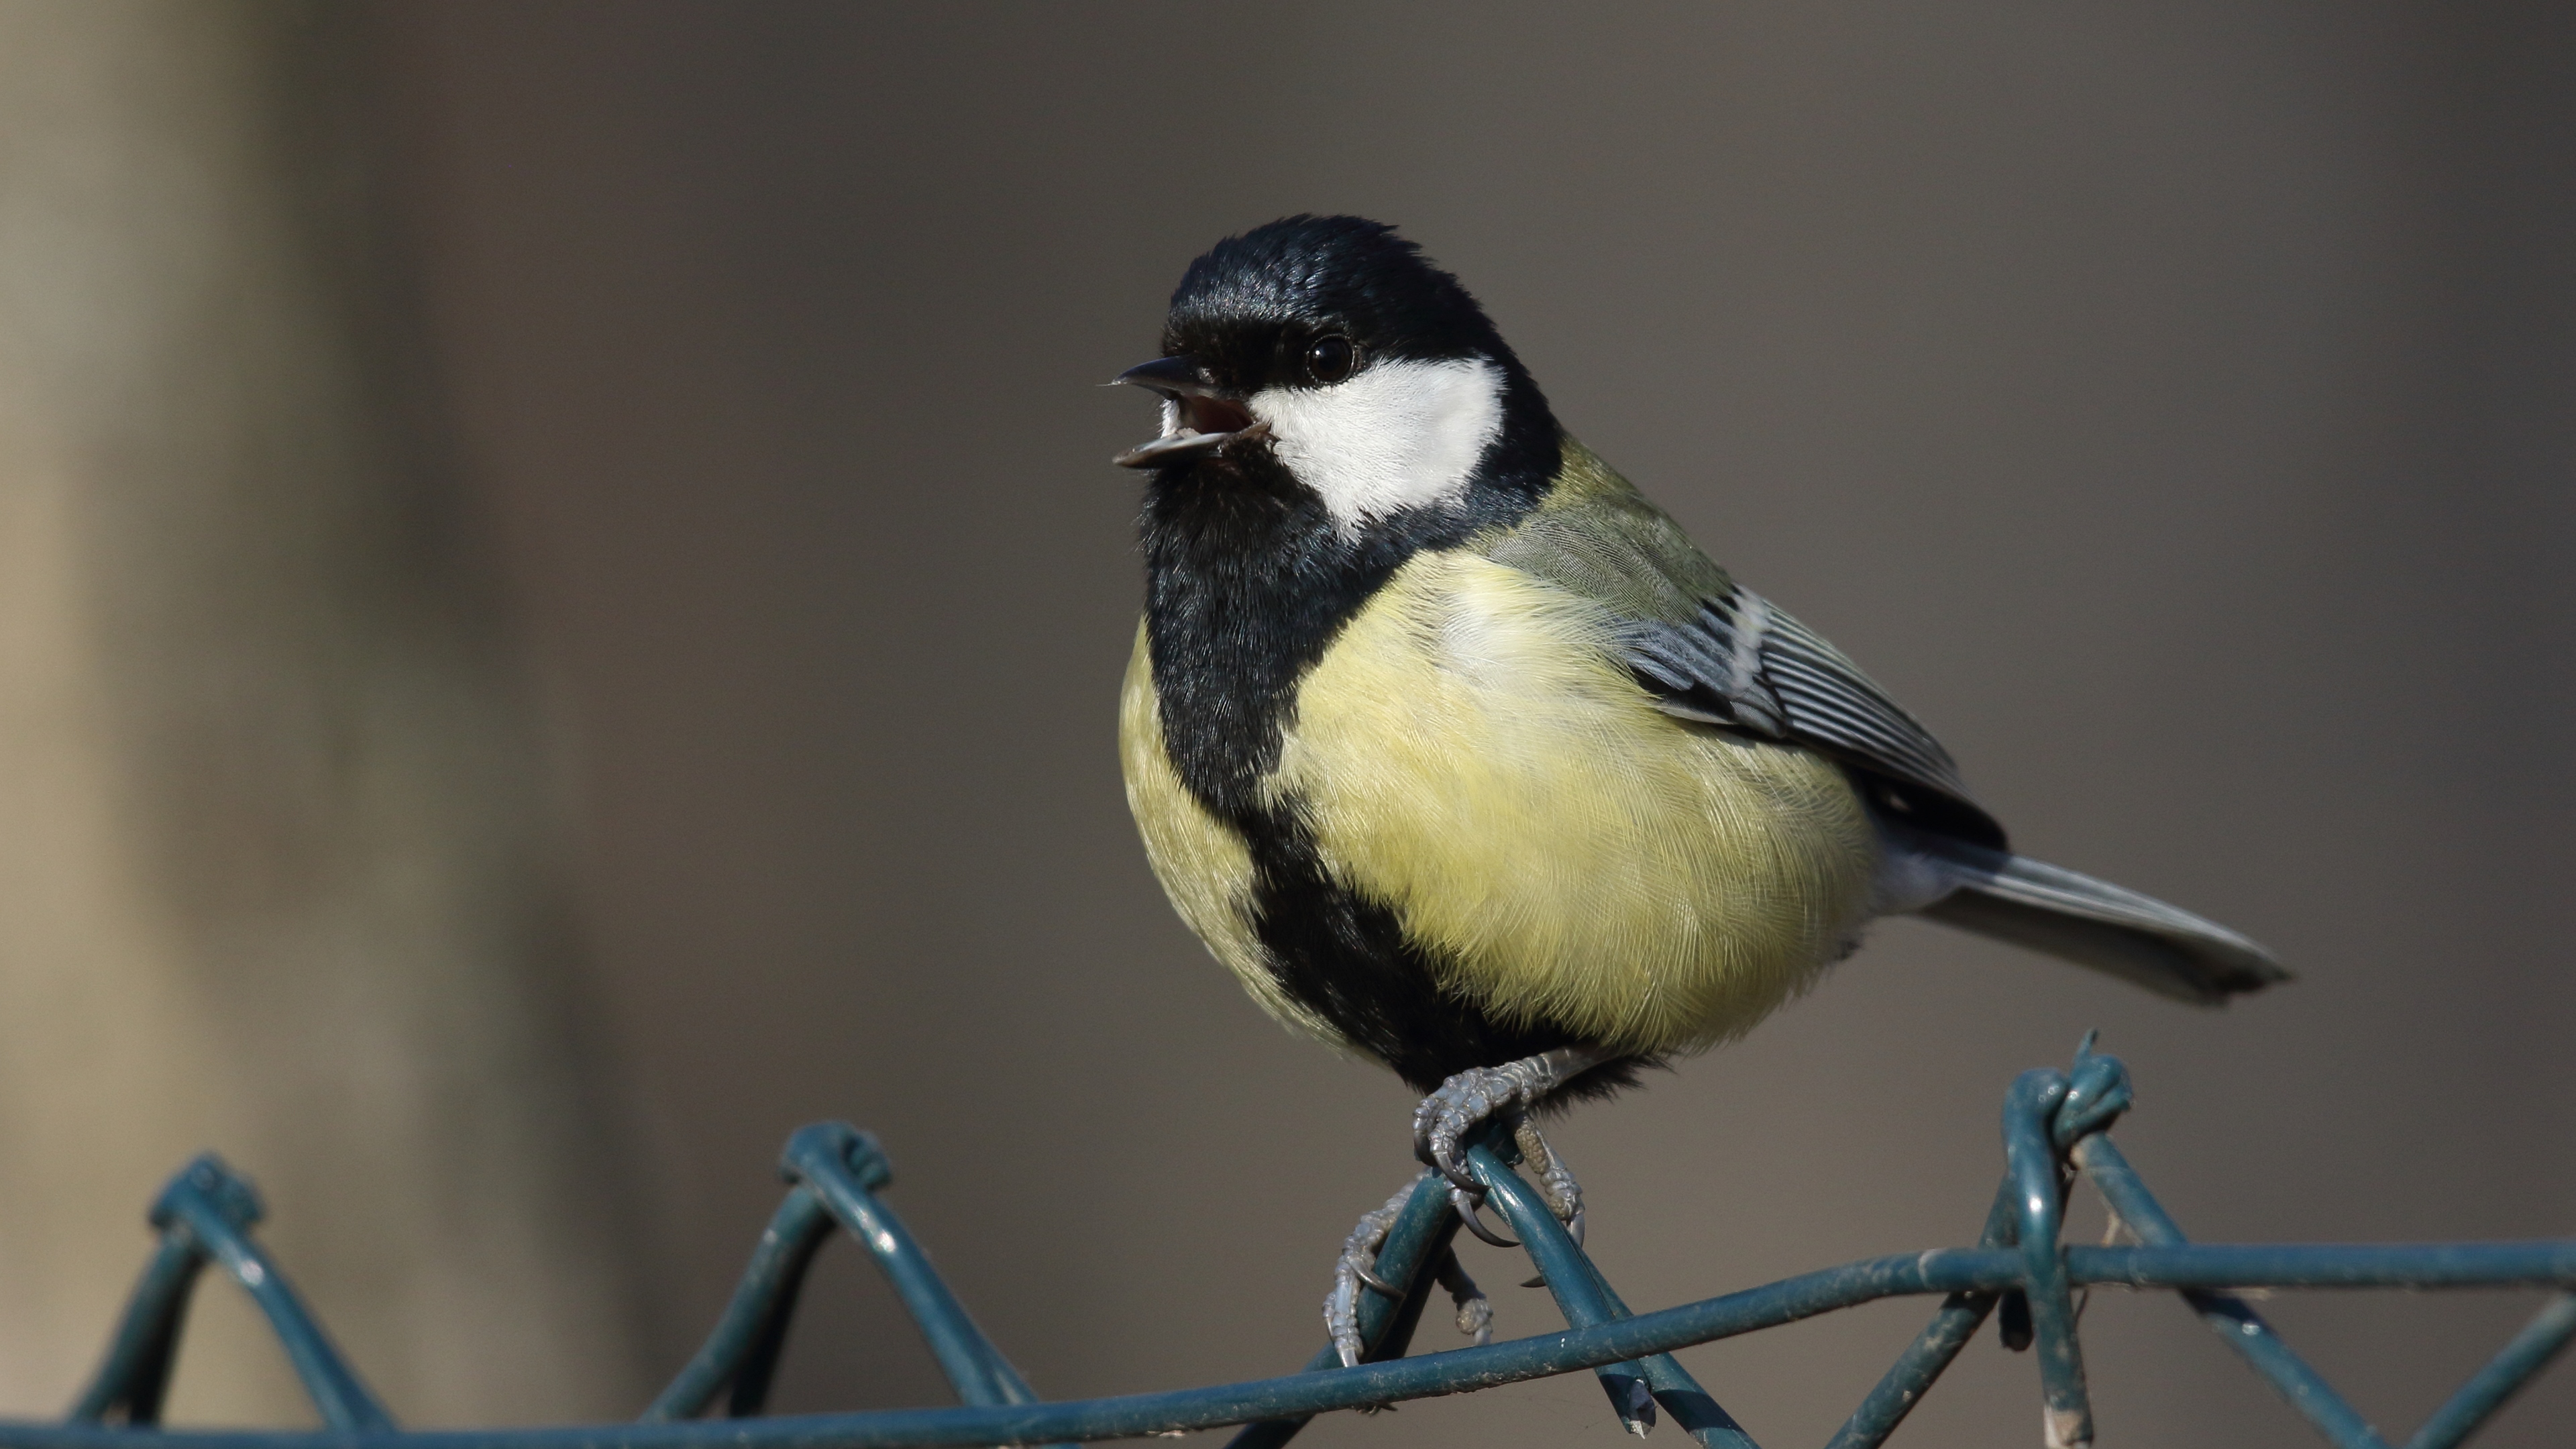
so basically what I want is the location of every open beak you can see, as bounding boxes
[1110,356,1269,468]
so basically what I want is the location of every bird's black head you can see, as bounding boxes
[1112,216,1560,531]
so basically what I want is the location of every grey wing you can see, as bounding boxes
[1622,588,2008,849]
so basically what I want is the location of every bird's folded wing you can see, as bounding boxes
[1481,447,2005,847]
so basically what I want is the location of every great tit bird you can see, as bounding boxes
[1108,215,2285,1366]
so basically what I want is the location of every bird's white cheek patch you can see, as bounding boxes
[1250,358,1505,530]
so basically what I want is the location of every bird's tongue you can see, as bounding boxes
[1181,394,1252,434]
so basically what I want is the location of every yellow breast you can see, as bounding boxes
[1119,550,1882,1059]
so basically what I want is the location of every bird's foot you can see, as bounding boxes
[1412,1046,1609,1228]
[1326,1179,1419,1369]
[1326,1049,1609,1366]
[1326,1177,1497,1369]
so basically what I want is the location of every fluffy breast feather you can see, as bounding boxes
[1266,550,1880,1055]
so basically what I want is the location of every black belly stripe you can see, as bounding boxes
[1235,798,1597,1091]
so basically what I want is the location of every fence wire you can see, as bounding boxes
[8,1040,2571,1449]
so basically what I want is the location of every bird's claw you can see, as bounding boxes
[1450,1186,1519,1246]
[1350,1259,1404,1297]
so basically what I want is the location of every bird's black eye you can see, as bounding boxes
[1304,334,1356,384]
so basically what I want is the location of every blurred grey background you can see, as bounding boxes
[0,3,2569,1446]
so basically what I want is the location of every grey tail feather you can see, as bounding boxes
[1900,831,2290,1006]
